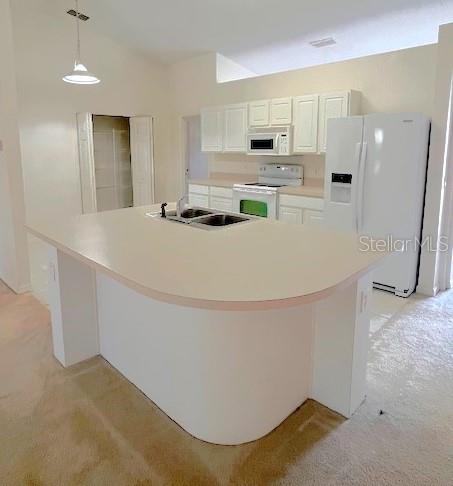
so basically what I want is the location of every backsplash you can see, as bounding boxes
[209,153,325,180]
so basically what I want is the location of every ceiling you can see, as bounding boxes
[45,0,453,75]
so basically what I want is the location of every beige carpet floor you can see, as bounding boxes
[1,280,453,485]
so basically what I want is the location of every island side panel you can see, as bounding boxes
[95,271,314,446]
[47,247,99,367]
[310,272,373,418]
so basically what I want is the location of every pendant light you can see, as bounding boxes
[63,0,100,85]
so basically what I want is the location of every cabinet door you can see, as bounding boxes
[304,209,324,227]
[293,95,319,154]
[210,196,233,212]
[223,104,248,153]
[270,97,292,125]
[249,100,270,127]
[188,193,209,208]
[201,107,223,152]
[279,205,304,224]
[318,92,350,153]
[130,116,154,207]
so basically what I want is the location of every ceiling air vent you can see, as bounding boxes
[67,9,90,21]
[309,37,336,48]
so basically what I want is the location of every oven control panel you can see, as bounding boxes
[259,163,303,178]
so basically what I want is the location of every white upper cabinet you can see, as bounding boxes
[249,100,270,127]
[223,103,248,153]
[293,95,319,154]
[201,107,224,152]
[318,91,361,153]
[200,90,360,154]
[270,97,292,125]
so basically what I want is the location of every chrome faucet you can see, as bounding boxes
[176,195,187,217]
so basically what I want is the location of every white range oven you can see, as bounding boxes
[233,184,279,218]
[233,163,303,219]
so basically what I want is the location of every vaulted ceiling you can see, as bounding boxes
[38,0,453,75]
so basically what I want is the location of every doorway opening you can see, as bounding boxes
[77,113,155,214]
[183,115,209,191]
[93,116,132,211]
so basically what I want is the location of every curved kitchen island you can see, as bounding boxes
[27,204,384,445]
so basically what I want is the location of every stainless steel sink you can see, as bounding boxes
[166,208,213,222]
[148,206,254,230]
[179,208,213,219]
[194,214,250,227]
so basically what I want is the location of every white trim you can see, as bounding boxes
[77,113,97,213]
[150,118,156,204]
[179,116,189,196]
[78,113,156,211]
[15,282,31,294]
[416,283,438,297]
[0,277,30,295]
[438,78,453,291]
[130,116,155,206]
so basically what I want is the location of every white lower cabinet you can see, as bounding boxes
[189,185,324,226]
[189,193,210,208]
[279,195,324,226]
[209,186,233,212]
[304,209,324,227]
[188,184,210,208]
[279,206,304,224]
[188,184,234,211]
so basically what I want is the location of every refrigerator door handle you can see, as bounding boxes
[356,142,367,232]
[351,142,362,231]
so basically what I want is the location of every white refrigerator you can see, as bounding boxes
[324,113,430,297]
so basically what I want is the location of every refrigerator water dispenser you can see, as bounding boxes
[330,173,352,203]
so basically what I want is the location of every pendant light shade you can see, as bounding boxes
[63,62,100,85]
[63,0,100,85]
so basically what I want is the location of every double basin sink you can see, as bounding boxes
[164,207,252,229]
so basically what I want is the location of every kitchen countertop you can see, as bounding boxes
[189,175,325,198]
[27,204,384,310]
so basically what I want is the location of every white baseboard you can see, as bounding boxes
[16,282,31,294]
[0,277,30,295]
[415,284,438,297]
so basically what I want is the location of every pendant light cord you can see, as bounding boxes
[75,0,81,63]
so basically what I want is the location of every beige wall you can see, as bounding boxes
[9,1,175,302]
[1,2,443,302]
[418,23,453,295]
[169,45,436,184]
[0,0,30,293]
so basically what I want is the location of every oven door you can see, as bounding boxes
[247,133,279,155]
[232,187,278,219]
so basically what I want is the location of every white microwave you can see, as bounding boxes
[247,128,292,156]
